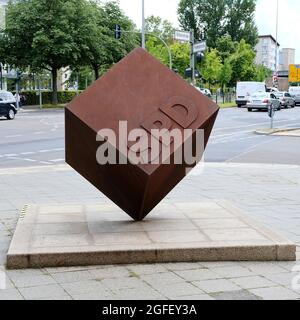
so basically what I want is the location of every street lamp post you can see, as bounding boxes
[274,0,279,77]
[142,0,145,49]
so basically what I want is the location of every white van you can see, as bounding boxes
[289,87,300,105]
[236,82,266,108]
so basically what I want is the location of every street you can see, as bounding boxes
[0,107,299,168]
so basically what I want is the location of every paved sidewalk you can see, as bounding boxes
[0,163,300,300]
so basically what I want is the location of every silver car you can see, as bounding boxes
[246,92,281,112]
[274,92,295,108]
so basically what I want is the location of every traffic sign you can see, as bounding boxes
[174,30,191,42]
[193,41,207,53]
[114,24,121,39]
[289,64,300,83]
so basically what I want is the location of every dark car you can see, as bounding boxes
[0,91,18,120]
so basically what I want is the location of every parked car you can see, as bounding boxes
[236,81,267,108]
[0,91,18,120]
[274,92,295,108]
[267,87,279,93]
[200,88,212,98]
[246,91,281,112]
[289,87,300,106]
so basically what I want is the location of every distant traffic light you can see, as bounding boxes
[196,52,204,64]
[114,24,121,39]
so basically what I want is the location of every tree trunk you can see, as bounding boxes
[93,65,99,80]
[51,68,58,105]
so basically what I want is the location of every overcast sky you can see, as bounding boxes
[104,0,299,62]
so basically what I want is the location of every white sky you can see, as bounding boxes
[103,0,299,62]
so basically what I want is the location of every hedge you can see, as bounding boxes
[12,90,83,105]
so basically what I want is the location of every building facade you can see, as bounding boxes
[279,48,295,71]
[255,35,280,72]
[0,4,5,30]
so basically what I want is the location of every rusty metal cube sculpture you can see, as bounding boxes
[65,48,219,221]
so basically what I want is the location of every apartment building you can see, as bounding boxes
[279,48,295,71]
[255,35,280,71]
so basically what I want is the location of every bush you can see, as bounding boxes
[12,90,82,106]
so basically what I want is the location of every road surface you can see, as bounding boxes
[0,107,300,168]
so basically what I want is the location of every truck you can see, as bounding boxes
[236,81,267,108]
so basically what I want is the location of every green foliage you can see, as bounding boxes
[145,15,175,43]
[178,0,258,47]
[1,0,139,104]
[224,0,258,47]
[145,16,189,78]
[228,39,256,85]
[79,1,139,79]
[218,58,233,90]
[201,49,222,87]
[253,64,272,82]
[15,90,80,105]
[146,37,190,77]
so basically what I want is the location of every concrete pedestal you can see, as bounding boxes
[7,201,296,269]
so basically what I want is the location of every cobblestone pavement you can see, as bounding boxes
[0,162,299,300]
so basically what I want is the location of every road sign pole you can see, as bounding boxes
[190,29,195,83]
[142,0,145,49]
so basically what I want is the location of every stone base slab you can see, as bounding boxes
[7,201,296,269]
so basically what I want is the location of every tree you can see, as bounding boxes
[78,1,139,80]
[218,58,232,93]
[253,64,272,82]
[201,49,222,88]
[2,0,88,104]
[145,17,190,78]
[228,39,256,85]
[178,0,258,48]
[215,35,236,62]
[224,0,258,47]
[145,15,175,43]
[1,0,139,104]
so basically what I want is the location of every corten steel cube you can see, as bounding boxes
[65,48,219,221]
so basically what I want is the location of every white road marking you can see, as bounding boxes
[49,159,65,163]
[34,132,45,135]
[23,159,37,162]
[3,154,17,157]
[38,150,52,153]
[5,134,22,138]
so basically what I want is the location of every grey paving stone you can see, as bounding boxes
[19,284,67,300]
[176,294,215,300]
[0,288,24,300]
[60,280,110,296]
[193,279,240,293]
[141,272,184,287]
[89,266,130,280]
[250,286,300,300]
[230,276,275,289]
[72,292,115,300]
[113,287,166,300]
[10,274,56,288]
[39,295,73,300]
[263,272,298,287]
[242,263,289,275]
[128,264,167,275]
[213,290,261,300]
[154,282,204,299]
[50,270,94,284]
[164,262,204,271]
[211,266,254,278]
[101,277,146,291]
[174,269,223,282]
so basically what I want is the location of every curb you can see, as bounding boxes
[254,128,300,136]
